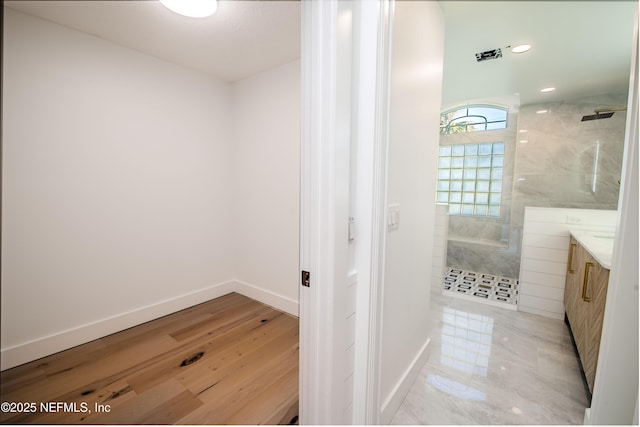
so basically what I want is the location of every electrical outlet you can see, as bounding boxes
[567,216,583,225]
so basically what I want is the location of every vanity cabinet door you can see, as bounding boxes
[582,261,610,392]
[564,238,589,370]
[563,237,610,394]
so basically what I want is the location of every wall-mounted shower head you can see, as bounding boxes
[594,107,627,114]
[581,106,627,122]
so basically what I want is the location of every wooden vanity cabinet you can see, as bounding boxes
[564,236,610,394]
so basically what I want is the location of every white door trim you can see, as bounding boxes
[299,0,394,423]
[352,0,394,424]
[299,0,339,423]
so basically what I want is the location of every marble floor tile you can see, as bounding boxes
[391,290,588,425]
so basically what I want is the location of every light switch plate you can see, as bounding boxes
[388,204,400,231]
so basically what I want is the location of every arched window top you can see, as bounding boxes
[440,104,508,135]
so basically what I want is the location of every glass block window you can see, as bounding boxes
[437,142,504,217]
[440,105,508,135]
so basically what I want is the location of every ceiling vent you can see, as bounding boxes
[475,48,502,62]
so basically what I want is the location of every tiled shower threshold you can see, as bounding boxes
[442,268,519,311]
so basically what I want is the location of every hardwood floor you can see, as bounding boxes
[0,293,299,425]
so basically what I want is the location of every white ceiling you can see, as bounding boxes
[439,1,636,107]
[4,0,636,106]
[4,0,301,82]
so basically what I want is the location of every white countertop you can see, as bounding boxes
[570,230,615,270]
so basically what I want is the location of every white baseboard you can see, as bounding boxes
[380,337,431,424]
[233,280,299,317]
[1,279,298,371]
[517,304,564,320]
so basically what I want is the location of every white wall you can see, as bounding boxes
[379,1,444,422]
[2,8,300,370]
[232,60,301,315]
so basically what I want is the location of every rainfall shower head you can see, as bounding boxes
[581,106,627,122]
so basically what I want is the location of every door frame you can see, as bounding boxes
[588,4,639,424]
[298,0,340,422]
[298,0,394,423]
[351,0,394,424]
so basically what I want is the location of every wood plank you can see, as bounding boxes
[5,379,138,425]
[177,334,299,424]
[100,292,253,347]
[88,378,193,424]
[0,293,299,425]
[168,297,265,342]
[0,293,250,401]
[0,332,179,407]
[175,313,297,395]
[223,366,299,425]
[1,294,268,404]
[0,339,106,395]
[126,307,288,394]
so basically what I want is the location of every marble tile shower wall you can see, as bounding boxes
[513,94,626,223]
[444,94,627,279]
[509,94,627,276]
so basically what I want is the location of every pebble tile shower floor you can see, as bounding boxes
[443,268,519,307]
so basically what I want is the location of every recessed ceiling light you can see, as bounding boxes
[519,129,528,133]
[540,87,556,93]
[536,109,549,114]
[160,0,217,18]
[511,44,532,54]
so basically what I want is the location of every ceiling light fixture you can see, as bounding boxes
[540,87,556,93]
[159,0,217,18]
[511,44,532,54]
[536,109,549,114]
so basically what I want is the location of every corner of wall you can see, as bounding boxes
[0,280,237,371]
[233,280,299,318]
[0,278,300,371]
